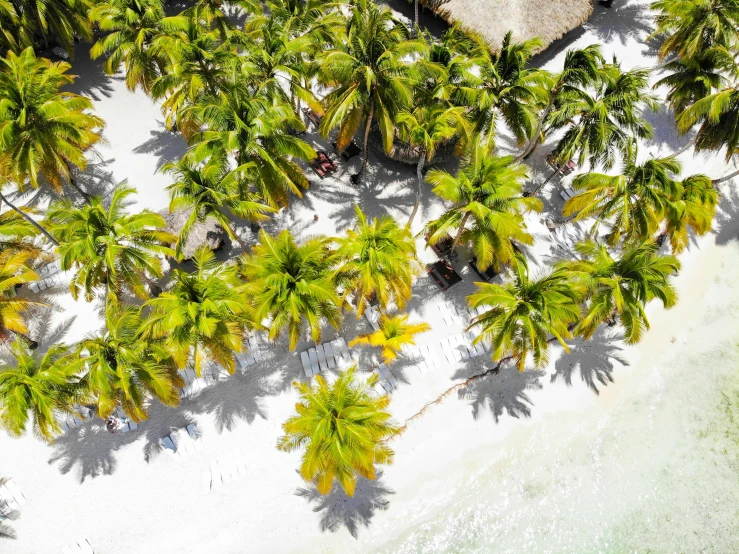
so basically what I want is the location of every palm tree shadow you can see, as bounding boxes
[584,0,654,48]
[294,472,394,538]
[455,365,545,422]
[47,419,139,482]
[133,127,188,171]
[65,42,118,101]
[0,507,18,540]
[713,186,739,247]
[553,328,628,394]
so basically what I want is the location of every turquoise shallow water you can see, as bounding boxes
[378,240,739,554]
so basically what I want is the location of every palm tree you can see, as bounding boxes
[424,148,541,271]
[140,247,248,376]
[558,240,679,343]
[4,0,92,55]
[653,46,733,121]
[662,174,718,252]
[89,0,166,92]
[456,31,547,151]
[0,47,104,197]
[46,186,175,302]
[650,0,739,61]
[333,206,419,317]
[240,230,340,350]
[187,90,315,208]
[163,158,274,254]
[318,0,422,182]
[0,251,42,344]
[277,367,397,496]
[518,44,604,161]
[349,313,430,364]
[395,104,469,227]
[563,149,681,246]
[150,15,237,136]
[467,263,581,370]
[537,60,656,194]
[0,338,87,442]
[0,209,43,258]
[678,83,739,182]
[80,301,182,421]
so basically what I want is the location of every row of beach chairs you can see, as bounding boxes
[62,538,94,554]
[364,304,381,330]
[0,478,26,515]
[160,423,202,460]
[372,363,399,395]
[434,300,488,327]
[559,186,577,202]
[300,337,354,377]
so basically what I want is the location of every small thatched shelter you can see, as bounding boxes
[430,0,593,52]
[159,208,226,260]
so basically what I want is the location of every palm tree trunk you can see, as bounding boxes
[228,223,249,250]
[450,212,470,254]
[517,97,555,162]
[530,161,567,197]
[0,191,59,246]
[413,0,419,38]
[407,149,425,228]
[674,136,697,156]
[712,166,739,185]
[64,161,91,203]
[356,97,375,185]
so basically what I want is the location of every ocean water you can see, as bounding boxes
[379,240,739,554]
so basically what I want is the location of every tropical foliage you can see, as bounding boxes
[349,313,430,364]
[277,367,397,496]
[0,251,41,343]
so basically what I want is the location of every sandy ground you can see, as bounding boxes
[1,1,739,552]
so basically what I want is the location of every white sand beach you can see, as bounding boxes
[2,1,739,552]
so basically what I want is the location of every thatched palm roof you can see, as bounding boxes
[158,208,225,260]
[431,0,593,52]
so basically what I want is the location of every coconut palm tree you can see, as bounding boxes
[653,46,733,121]
[318,0,423,183]
[650,0,739,61]
[1,0,92,55]
[80,301,182,421]
[277,366,397,496]
[467,263,581,370]
[662,174,719,252]
[139,247,248,376]
[163,158,274,254]
[518,44,604,161]
[424,148,541,271]
[395,104,469,227]
[537,60,656,194]
[456,31,547,151]
[150,15,237,136]
[349,313,430,364]
[0,338,87,442]
[0,209,42,258]
[0,251,42,344]
[563,149,682,246]
[558,240,679,343]
[46,186,175,302]
[333,206,419,317]
[0,47,104,197]
[678,83,739,182]
[89,0,167,93]
[186,90,315,208]
[241,230,340,350]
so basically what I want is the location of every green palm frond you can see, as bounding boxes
[350,313,430,363]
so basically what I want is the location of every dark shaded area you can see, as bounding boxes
[133,128,188,172]
[583,0,654,49]
[552,328,628,394]
[456,365,545,422]
[713,185,739,247]
[381,0,450,39]
[295,472,394,538]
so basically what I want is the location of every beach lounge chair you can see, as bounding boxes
[308,348,320,374]
[310,151,338,178]
[62,539,94,554]
[315,344,329,371]
[425,344,441,369]
[202,471,212,492]
[364,304,381,330]
[372,369,393,394]
[332,140,362,161]
[186,423,202,451]
[428,260,462,291]
[442,338,460,363]
[323,342,337,369]
[209,459,223,488]
[332,337,353,366]
[300,351,312,377]
[469,257,498,282]
[424,232,454,258]
[2,479,25,506]
[161,435,177,455]
[303,107,322,128]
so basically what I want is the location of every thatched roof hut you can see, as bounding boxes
[159,208,226,260]
[430,0,593,52]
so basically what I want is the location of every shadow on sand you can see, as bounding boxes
[295,472,394,538]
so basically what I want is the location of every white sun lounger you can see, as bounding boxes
[202,471,212,492]
[331,337,352,366]
[424,344,441,369]
[372,370,393,393]
[218,454,236,483]
[416,360,431,373]
[209,459,222,488]
[378,364,399,388]
[364,305,381,330]
[440,339,457,363]
[161,435,177,455]
[2,479,25,505]
[300,351,312,378]
[323,342,337,369]
[315,344,328,371]
[308,348,320,374]
[186,423,203,450]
